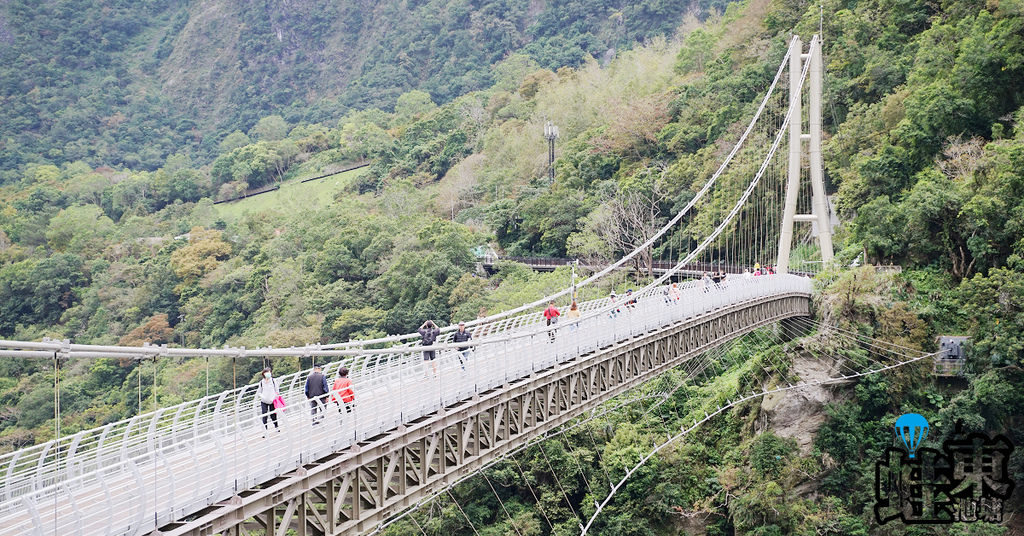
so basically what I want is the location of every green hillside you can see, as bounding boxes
[213,167,365,221]
[0,0,727,180]
[0,0,1021,533]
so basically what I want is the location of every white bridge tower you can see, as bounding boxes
[777,35,834,273]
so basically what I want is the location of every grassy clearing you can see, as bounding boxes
[214,167,364,220]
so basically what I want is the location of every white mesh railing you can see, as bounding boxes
[0,37,815,534]
[0,275,812,535]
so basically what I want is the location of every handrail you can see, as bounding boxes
[0,40,813,536]
[0,277,812,536]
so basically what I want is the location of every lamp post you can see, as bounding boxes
[544,121,559,181]
[568,259,579,300]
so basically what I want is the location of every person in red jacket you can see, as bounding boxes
[543,301,560,342]
[331,367,355,413]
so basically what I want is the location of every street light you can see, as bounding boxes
[544,121,559,181]
[567,259,579,300]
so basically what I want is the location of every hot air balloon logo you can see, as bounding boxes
[894,413,929,458]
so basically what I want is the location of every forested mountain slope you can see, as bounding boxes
[0,0,1022,532]
[0,0,724,180]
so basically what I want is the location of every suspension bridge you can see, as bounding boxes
[0,35,935,535]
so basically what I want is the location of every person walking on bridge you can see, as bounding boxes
[255,367,281,435]
[453,321,472,370]
[543,301,560,342]
[304,364,329,425]
[669,283,682,303]
[332,367,355,413]
[566,300,581,331]
[624,289,638,309]
[419,320,441,376]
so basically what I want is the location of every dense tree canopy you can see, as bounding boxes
[0,0,1022,531]
[0,0,728,182]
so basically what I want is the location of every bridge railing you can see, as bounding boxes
[0,274,795,500]
[0,275,812,536]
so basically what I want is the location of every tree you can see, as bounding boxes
[492,53,540,92]
[566,221,614,267]
[0,253,88,336]
[899,170,973,278]
[435,153,482,219]
[249,115,290,142]
[119,314,175,346]
[339,120,393,161]
[326,307,387,342]
[64,172,112,206]
[219,131,252,153]
[393,90,437,127]
[169,227,232,289]
[271,140,300,184]
[594,171,668,277]
[518,69,557,99]
[958,267,1024,367]
[849,196,907,264]
[210,142,280,189]
[590,93,673,158]
[45,205,116,254]
[676,28,716,74]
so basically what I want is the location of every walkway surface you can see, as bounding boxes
[0,275,812,536]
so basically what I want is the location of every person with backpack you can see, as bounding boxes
[304,364,329,425]
[543,301,560,342]
[331,367,355,413]
[452,321,472,370]
[419,320,441,376]
[255,367,282,435]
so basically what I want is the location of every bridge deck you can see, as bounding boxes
[0,275,812,536]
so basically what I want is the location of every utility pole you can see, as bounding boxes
[568,259,578,300]
[544,121,559,181]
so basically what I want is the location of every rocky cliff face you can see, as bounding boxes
[757,352,853,454]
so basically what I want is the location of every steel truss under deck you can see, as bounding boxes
[157,293,810,536]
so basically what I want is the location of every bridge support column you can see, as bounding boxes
[777,36,802,275]
[777,34,834,274]
[808,36,834,267]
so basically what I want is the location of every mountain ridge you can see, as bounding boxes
[0,0,716,180]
